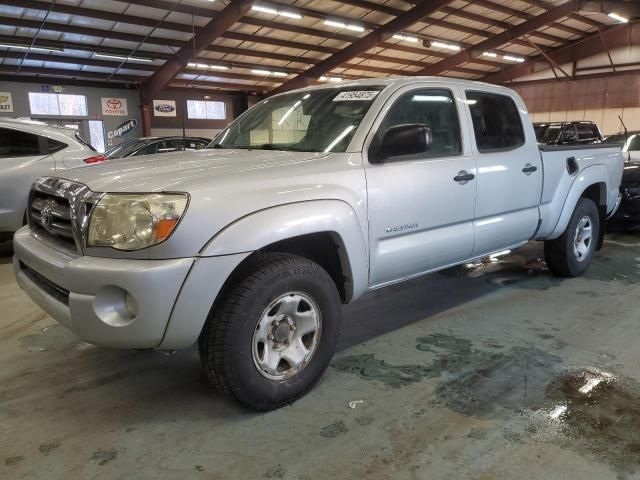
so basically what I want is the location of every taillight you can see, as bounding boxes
[83,155,108,164]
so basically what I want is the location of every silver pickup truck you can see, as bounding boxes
[13,78,623,410]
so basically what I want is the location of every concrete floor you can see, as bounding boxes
[1,235,640,480]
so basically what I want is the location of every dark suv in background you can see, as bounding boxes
[534,121,603,146]
[104,136,210,159]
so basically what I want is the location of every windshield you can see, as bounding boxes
[210,87,384,152]
[604,134,627,145]
[534,124,562,144]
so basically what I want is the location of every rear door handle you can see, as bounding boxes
[453,171,475,184]
[522,163,538,174]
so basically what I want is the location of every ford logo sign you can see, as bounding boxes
[155,104,175,113]
[107,119,137,139]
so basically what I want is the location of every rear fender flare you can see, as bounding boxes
[549,165,609,239]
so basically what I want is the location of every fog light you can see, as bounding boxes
[93,286,137,327]
[125,292,139,318]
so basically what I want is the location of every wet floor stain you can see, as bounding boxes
[335,332,640,475]
[355,416,374,426]
[4,456,24,466]
[320,421,348,438]
[440,254,564,291]
[90,448,118,466]
[19,324,90,352]
[333,333,562,417]
[530,368,640,476]
[38,442,60,456]
[263,464,287,479]
[585,246,640,285]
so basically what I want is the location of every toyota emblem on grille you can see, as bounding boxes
[40,201,55,232]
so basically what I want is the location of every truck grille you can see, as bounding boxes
[28,177,100,255]
[29,192,76,251]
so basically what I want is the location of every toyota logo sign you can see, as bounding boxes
[106,98,122,109]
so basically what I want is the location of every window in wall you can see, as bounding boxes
[466,91,525,152]
[186,100,226,120]
[0,128,43,158]
[29,92,88,116]
[376,89,461,159]
[88,120,106,153]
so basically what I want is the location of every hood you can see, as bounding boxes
[57,149,328,192]
[622,162,640,186]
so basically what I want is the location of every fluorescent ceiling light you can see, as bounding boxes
[430,41,461,51]
[320,76,342,82]
[95,53,153,62]
[0,42,63,52]
[324,19,365,32]
[482,51,498,58]
[252,69,288,77]
[187,62,229,70]
[252,4,302,19]
[503,54,525,63]
[608,12,629,23]
[412,95,451,102]
[278,100,302,126]
[393,34,419,43]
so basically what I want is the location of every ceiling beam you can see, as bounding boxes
[7,0,503,69]
[517,0,604,27]
[338,0,569,45]
[0,17,494,79]
[508,68,640,87]
[271,0,455,94]
[415,1,579,76]
[140,0,253,103]
[470,0,583,38]
[484,22,639,83]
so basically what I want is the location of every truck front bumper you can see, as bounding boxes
[13,228,250,350]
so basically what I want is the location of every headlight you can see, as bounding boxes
[87,193,188,251]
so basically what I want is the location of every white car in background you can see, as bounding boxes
[0,118,100,241]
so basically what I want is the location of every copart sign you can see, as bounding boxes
[0,92,13,112]
[101,97,128,116]
[107,119,137,139]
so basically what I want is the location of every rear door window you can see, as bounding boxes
[0,128,44,158]
[465,91,525,152]
[562,124,578,144]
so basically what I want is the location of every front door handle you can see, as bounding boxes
[522,163,538,175]
[453,171,475,184]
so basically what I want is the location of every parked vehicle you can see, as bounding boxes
[13,78,624,410]
[604,131,640,162]
[605,131,640,230]
[104,136,210,159]
[0,118,98,241]
[534,121,603,146]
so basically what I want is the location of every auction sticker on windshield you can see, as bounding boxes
[333,91,380,102]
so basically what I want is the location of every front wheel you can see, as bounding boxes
[198,253,341,411]
[544,197,600,277]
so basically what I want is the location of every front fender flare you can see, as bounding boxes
[199,200,369,301]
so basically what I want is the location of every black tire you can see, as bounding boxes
[198,252,341,411]
[544,197,600,277]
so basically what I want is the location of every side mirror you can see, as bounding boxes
[375,124,432,162]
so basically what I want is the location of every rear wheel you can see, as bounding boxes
[544,197,599,277]
[198,253,341,411]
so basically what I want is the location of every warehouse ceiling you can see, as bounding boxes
[0,0,637,94]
